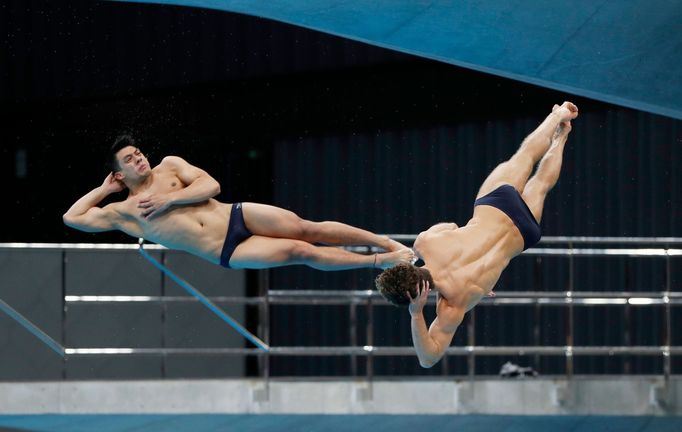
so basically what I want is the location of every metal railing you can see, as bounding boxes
[1,237,681,384]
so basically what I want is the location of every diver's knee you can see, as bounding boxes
[289,240,316,262]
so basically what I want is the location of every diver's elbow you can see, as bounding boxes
[62,213,75,227]
[419,356,439,369]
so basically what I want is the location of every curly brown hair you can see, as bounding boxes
[375,263,434,307]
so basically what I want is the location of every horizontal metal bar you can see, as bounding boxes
[385,236,682,245]
[488,298,650,306]
[242,245,682,255]
[524,248,682,256]
[65,292,682,306]
[64,345,682,357]
[539,236,682,245]
[536,236,682,245]
[266,290,682,299]
[65,295,265,305]
[487,291,682,298]
[66,348,257,356]
[0,243,167,250]
[4,238,682,251]
[272,297,680,306]
[269,290,377,298]
[440,346,679,356]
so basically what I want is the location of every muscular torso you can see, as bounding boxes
[110,164,230,265]
[415,206,525,313]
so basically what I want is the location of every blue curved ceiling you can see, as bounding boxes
[111,1,682,119]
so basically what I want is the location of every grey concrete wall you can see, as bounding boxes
[0,249,64,380]
[0,378,680,415]
[0,248,246,380]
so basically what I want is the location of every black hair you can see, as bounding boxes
[107,135,136,172]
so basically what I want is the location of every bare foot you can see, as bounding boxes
[375,248,416,269]
[552,121,572,142]
[552,102,578,122]
[561,120,572,134]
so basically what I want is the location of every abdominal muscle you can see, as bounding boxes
[121,199,231,265]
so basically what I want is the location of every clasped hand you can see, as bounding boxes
[138,194,172,219]
[406,279,431,316]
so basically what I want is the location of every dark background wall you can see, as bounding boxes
[1,0,681,378]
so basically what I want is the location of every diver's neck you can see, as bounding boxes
[126,172,154,195]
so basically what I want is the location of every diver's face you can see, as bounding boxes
[115,146,150,179]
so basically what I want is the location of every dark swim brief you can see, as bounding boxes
[474,184,541,250]
[219,203,253,268]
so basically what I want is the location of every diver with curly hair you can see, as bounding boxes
[375,102,578,368]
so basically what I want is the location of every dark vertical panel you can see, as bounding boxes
[64,250,164,379]
[162,252,246,378]
[0,250,63,380]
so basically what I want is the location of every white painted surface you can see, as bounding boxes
[0,378,679,415]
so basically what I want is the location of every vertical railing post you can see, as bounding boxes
[258,269,271,397]
[467,309,476,381]
[623,261,631,374]
[350,295,358,377]
[161,250,167,378]
[663,252,672,381]
[566,242,574,379]
[441,347,450,377]
[366,295,374,399]
[533,256,542,371]
[440,280,449,376]
[61,249,67,380]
